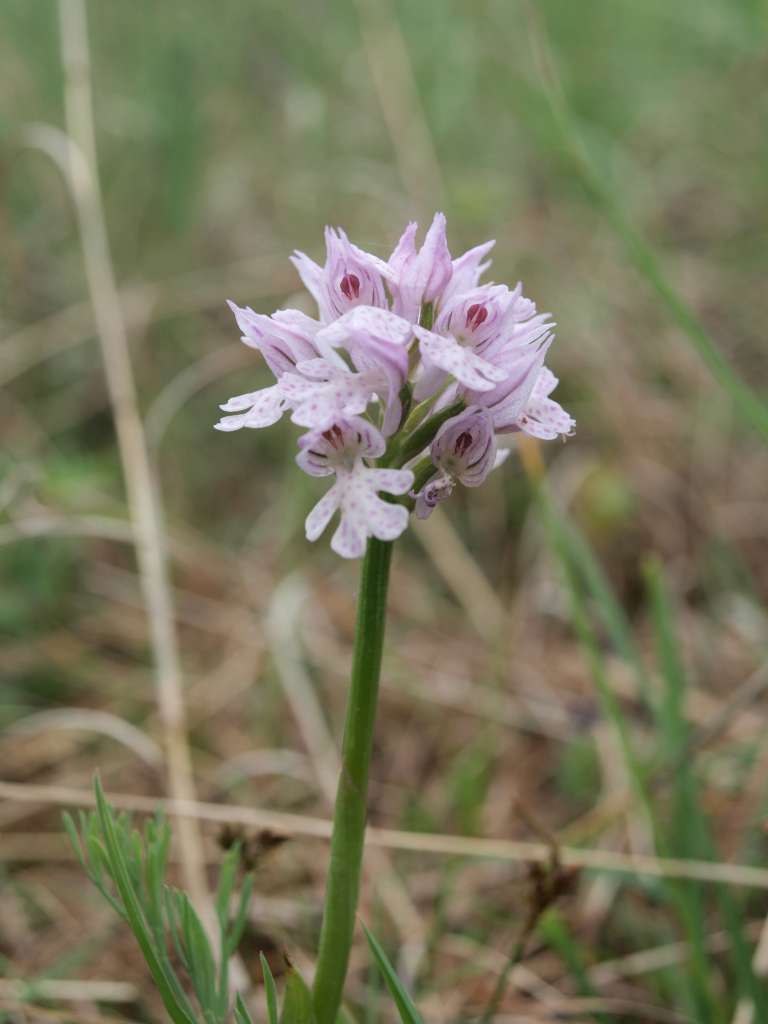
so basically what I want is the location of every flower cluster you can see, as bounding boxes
[216,214,574,558]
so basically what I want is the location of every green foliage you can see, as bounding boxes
[362,925,424,1024]
[64,778,255,1024]
[544,491,768,1020]
[260,953,279,1024]
[279,968,314,1024]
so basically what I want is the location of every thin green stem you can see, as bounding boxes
[396,399,465,467]
[312,538,394,1024]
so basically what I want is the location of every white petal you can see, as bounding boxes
[317,307,414,350]
[367,468,415,496]
[366,497,410,542]
[331,509,368,558]
[290,251,326,314]
[532,366,559,399]
[214,413,249,432]
[305,484,342,541]
[492,448,511,470]
[519,398,575,440]
[289,378,373,430]
[415,327,507,391]
[214,384,287,430]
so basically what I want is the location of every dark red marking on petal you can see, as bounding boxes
[466,303,488,330]
[340,273,361,300]
[455,431,473,457]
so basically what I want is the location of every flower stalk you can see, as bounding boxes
[312,537,394,1024]
[213,213,574,1017]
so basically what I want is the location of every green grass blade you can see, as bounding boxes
[260,953,279,1024]
[235,993,254,1024]
[646,561,768,1019]
[362,925,424,1024]
[216,843,239,934]
[93,780,197,1024]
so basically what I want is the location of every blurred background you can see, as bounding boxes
[2,0,768,1020]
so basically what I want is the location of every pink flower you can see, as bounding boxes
[413,407,510,519]
[430,407,498,486]
[388,213,453,321]
[297,419,414,558]
[227,302,319,375]
[320,303,507,403]
[291,228,392,324]
[435,282,540,356]
[215,215,574,556]
[215,303,321,432]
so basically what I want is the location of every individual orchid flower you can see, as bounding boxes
[214,303,321,432]
[297,419,414,558]
[434,282,540,356]
[413,406,508,519]
[291,227,392,324]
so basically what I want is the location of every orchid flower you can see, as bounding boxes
[216,214,573,556]
[213,216,575,1024]
[297,419,413,558]
[413,406,509,519]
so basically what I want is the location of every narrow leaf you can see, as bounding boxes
[362,925,424,1024]
[235,993,254,1024]
[280,968,315,1024]
[260,953,279,1024]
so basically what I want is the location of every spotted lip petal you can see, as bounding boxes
[515,367,575,440]
[413,325,508,392]
[302,456,414,559]
[280,366,376,431]
[214,383,288,431]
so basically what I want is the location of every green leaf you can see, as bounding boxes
[224,872,254,958]
[216,843,239,933]
[179,891,217,1012]
[280,968,315,1024]
[92,779,197,1024]
[234,993,254,1024]
[260,954,279,1024]
[362,925,424,1024]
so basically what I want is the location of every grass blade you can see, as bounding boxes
[260,953,279,1024]
[362,925,424,1024]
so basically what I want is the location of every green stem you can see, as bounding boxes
[396,398,465,467]
[312,538,394,1024]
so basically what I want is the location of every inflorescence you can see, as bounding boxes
[215,214,574,558]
